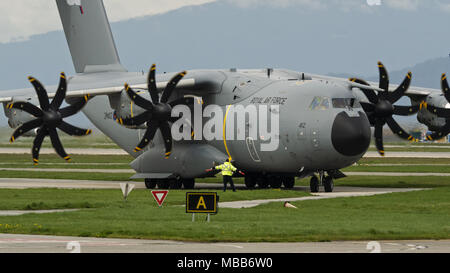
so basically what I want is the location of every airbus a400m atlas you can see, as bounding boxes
[1,0,449,192]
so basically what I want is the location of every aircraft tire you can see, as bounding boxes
[244,175,256,189]
[310,176,319,193]
[144,178,157,189]
[170,178,183,189]
[269,176,282,188]
[157,179,170,189]
[323,176,334,192]
[182,178,195,189]
[257,176,269,189]
[282,177,295,189]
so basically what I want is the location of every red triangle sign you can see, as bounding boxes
[151,190,168,207]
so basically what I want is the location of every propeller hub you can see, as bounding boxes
[42,110,62,127]
[375,100,394,118]
[153,103,172,121]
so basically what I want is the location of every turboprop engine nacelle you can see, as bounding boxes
[108,90,148,129]
[417,94,449,131]
[3,98,37,133]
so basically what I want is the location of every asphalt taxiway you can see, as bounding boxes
[3,148,450,158]
[0,234,447,253]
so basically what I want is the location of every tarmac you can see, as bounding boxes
[2,148,450,158]
[0,148,128,155]
[364,151,450,158]
[0,233,447,253]
[3,167,450,177]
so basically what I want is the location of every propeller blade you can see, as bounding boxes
[393,104,421,116]
[7,101,43,117]
[160,71,187,103]
[116,112,149,127]
[32,128,47,165]
[425,104,450,118]
[48,128,70,162]
[125,83,154,110]
[349,78,378,104]
[159,121,173,158]
[378,61,389,92]
[28,76,50,111]
[59,96,90,118]
[133,122,158,152]
[441,73,450,103]
[386,117,416,141]
[50,72,67,109]
[10,119,43,143]
[359,101,376,113]
[374,120,385,156]
[58,121,92,136]
[147,64,159,103]
[388,71,412,103]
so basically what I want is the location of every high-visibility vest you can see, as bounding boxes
[215,162,237,176]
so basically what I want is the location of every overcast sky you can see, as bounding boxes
[1,0,450,44]
[0,0,214,43]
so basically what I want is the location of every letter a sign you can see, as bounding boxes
[151,190,168,207]
[186,192,218,213]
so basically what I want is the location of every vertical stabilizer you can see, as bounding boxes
[56,0,126,73]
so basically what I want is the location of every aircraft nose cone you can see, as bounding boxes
[331,111,371,156]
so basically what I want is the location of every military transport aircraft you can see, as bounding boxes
[1,0,450,192]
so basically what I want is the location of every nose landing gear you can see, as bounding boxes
[310,171,335,193]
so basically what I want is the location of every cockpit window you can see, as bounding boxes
[332,98,361,109]
[309,96,330,110]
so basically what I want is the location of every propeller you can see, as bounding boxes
[7,73,92,165]
[117,64,195,158]
[349,61,425,156]
[424,73,450,141]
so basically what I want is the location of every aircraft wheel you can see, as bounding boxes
[244,175,256,189]
[257,176,269,189]
[323,176,334,192]
[144,178,157,189]
[157,179,170,189]
[170,178,183,189]
[282,177,295,189]
[269,176,282,188]
[182,178,195,189]
[310,176,319,193]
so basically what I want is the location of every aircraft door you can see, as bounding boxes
[246,137,261,162]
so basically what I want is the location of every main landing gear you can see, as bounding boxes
[144,178,195,189]
[310,172,334,193]
[244,174,295,189]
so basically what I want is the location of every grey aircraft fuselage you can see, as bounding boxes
[60,68,371,179]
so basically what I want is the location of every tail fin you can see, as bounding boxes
[56,0,126,73]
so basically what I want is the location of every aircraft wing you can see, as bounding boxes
[310,73,435,98]
[0,78,196,103]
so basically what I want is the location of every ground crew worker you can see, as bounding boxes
[215,158,237,192]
